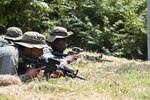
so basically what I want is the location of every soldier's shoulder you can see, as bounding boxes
[0,36,9,47]
[43,45,53,54]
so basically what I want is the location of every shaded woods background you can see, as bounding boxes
[0,0,146,60]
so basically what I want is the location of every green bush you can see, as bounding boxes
[0,0,147,60]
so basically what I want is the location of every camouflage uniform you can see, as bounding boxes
[0,27,23,74]
[40,26,73,69]
[14,31,46,82]
[46,26,73,57]
[0,45,19,74]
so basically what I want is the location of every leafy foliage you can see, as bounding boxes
[0,0,147,60]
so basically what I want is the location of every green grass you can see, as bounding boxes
[0,94,16,100]
[0,53,150,99]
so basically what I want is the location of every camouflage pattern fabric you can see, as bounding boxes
[0,45,19,74]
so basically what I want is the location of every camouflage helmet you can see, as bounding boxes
[14,31,46,49]
[2,27,23,41]
[46,26,73,43]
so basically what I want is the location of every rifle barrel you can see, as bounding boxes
[76,75,86,80]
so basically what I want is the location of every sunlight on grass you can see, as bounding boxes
[0,93,16,100]
[0,52,150,99]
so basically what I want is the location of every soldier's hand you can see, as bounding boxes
[24,66,45,79]
[50,70,64,78]
[64,54,80,63]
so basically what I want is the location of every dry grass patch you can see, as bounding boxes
[0,52,150,99]
[0,75,22,86]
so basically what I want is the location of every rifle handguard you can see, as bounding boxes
[63,65,74,73]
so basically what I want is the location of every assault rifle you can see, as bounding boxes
[45,57,86,80]
[52,47,103,62]
[68,47,114,62]
[68,47,103,62]
[21,54,86,80]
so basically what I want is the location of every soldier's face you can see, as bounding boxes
[23,47,43,58]
[52,38,67,52]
